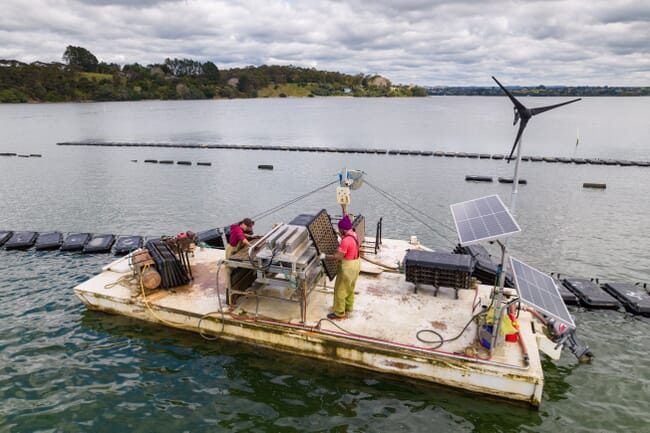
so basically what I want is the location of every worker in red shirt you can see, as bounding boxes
[226,218,254,259]
[321,214,360,319]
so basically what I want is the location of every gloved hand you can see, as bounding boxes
[319,253,327,260]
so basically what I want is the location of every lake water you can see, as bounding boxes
[1,97,649,432]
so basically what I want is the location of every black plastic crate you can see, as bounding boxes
[405,250,475,298]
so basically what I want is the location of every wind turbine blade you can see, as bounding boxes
[530,98,581,116]
[492,76,527,113]
[507,119,528,163]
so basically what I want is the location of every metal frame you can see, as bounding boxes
[224,223,324,324]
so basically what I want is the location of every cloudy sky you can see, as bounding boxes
[1,0,649,86]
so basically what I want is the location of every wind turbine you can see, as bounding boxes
[492,76,581,213]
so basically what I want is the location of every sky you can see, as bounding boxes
[1,0,649,86]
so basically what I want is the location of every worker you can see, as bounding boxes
[321,214,360,319]
[226,218,254,259]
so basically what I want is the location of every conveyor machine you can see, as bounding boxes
[224,222,326,323]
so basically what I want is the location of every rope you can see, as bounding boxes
[250,178,338,222]
[363,178,457,246]
[139,264,186,327]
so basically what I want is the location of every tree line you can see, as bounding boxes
[426,84,650,97]
[0,45,427,103]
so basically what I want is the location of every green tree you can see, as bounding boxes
[202,61,220,82]
[62,46,99,72]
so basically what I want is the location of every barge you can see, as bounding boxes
[72,204,580,408]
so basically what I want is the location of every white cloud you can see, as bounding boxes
[0,0,648,85]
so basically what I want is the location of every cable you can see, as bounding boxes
[250,178,338,222]
[364,178,456,233]
[247,246,278,272]
[363,179,457,246]
[415,310,485,350]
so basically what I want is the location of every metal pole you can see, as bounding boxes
[490,240,507,355]
[509,136,524,216]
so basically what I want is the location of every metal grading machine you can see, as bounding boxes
[224,211,336,324]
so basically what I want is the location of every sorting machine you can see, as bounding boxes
[224,222,328,323]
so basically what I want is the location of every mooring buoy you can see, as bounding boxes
[583,183,606,189]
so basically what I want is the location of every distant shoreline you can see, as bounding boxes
[425,86,650,97]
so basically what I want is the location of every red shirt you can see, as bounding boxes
[229,224,246,247]
[338,231,359,260]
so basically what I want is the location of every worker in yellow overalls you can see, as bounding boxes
[322,214,360,320]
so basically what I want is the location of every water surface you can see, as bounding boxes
[1,97,649,432]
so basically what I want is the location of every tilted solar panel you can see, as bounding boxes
[510,257,575,329]
[450,195,521,246]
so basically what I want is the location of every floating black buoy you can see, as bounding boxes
[563,278,620,309]
[114,236,143,255]
[61,233,91,251]
[498,177,527,184]
[583,183,606,189]
[197,228,225,248]
[4,231,37,250]
[84,234,116,253]
[0,231,13,247]
[35,232,63,251]
[258,164,274,170]
[602,282,650,316]
[465,175,493,182]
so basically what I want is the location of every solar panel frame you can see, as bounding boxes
[450,195,521,246]
[510,257,576,329]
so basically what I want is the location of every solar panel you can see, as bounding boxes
[450,195,521,246]
[510,257,575,329]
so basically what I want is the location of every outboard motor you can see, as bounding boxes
[546,318,593,363]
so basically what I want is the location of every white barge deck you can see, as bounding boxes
[73,238,548,407]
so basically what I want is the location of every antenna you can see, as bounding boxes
[492,76,581,214]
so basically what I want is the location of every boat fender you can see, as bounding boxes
[109,260,132,273]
